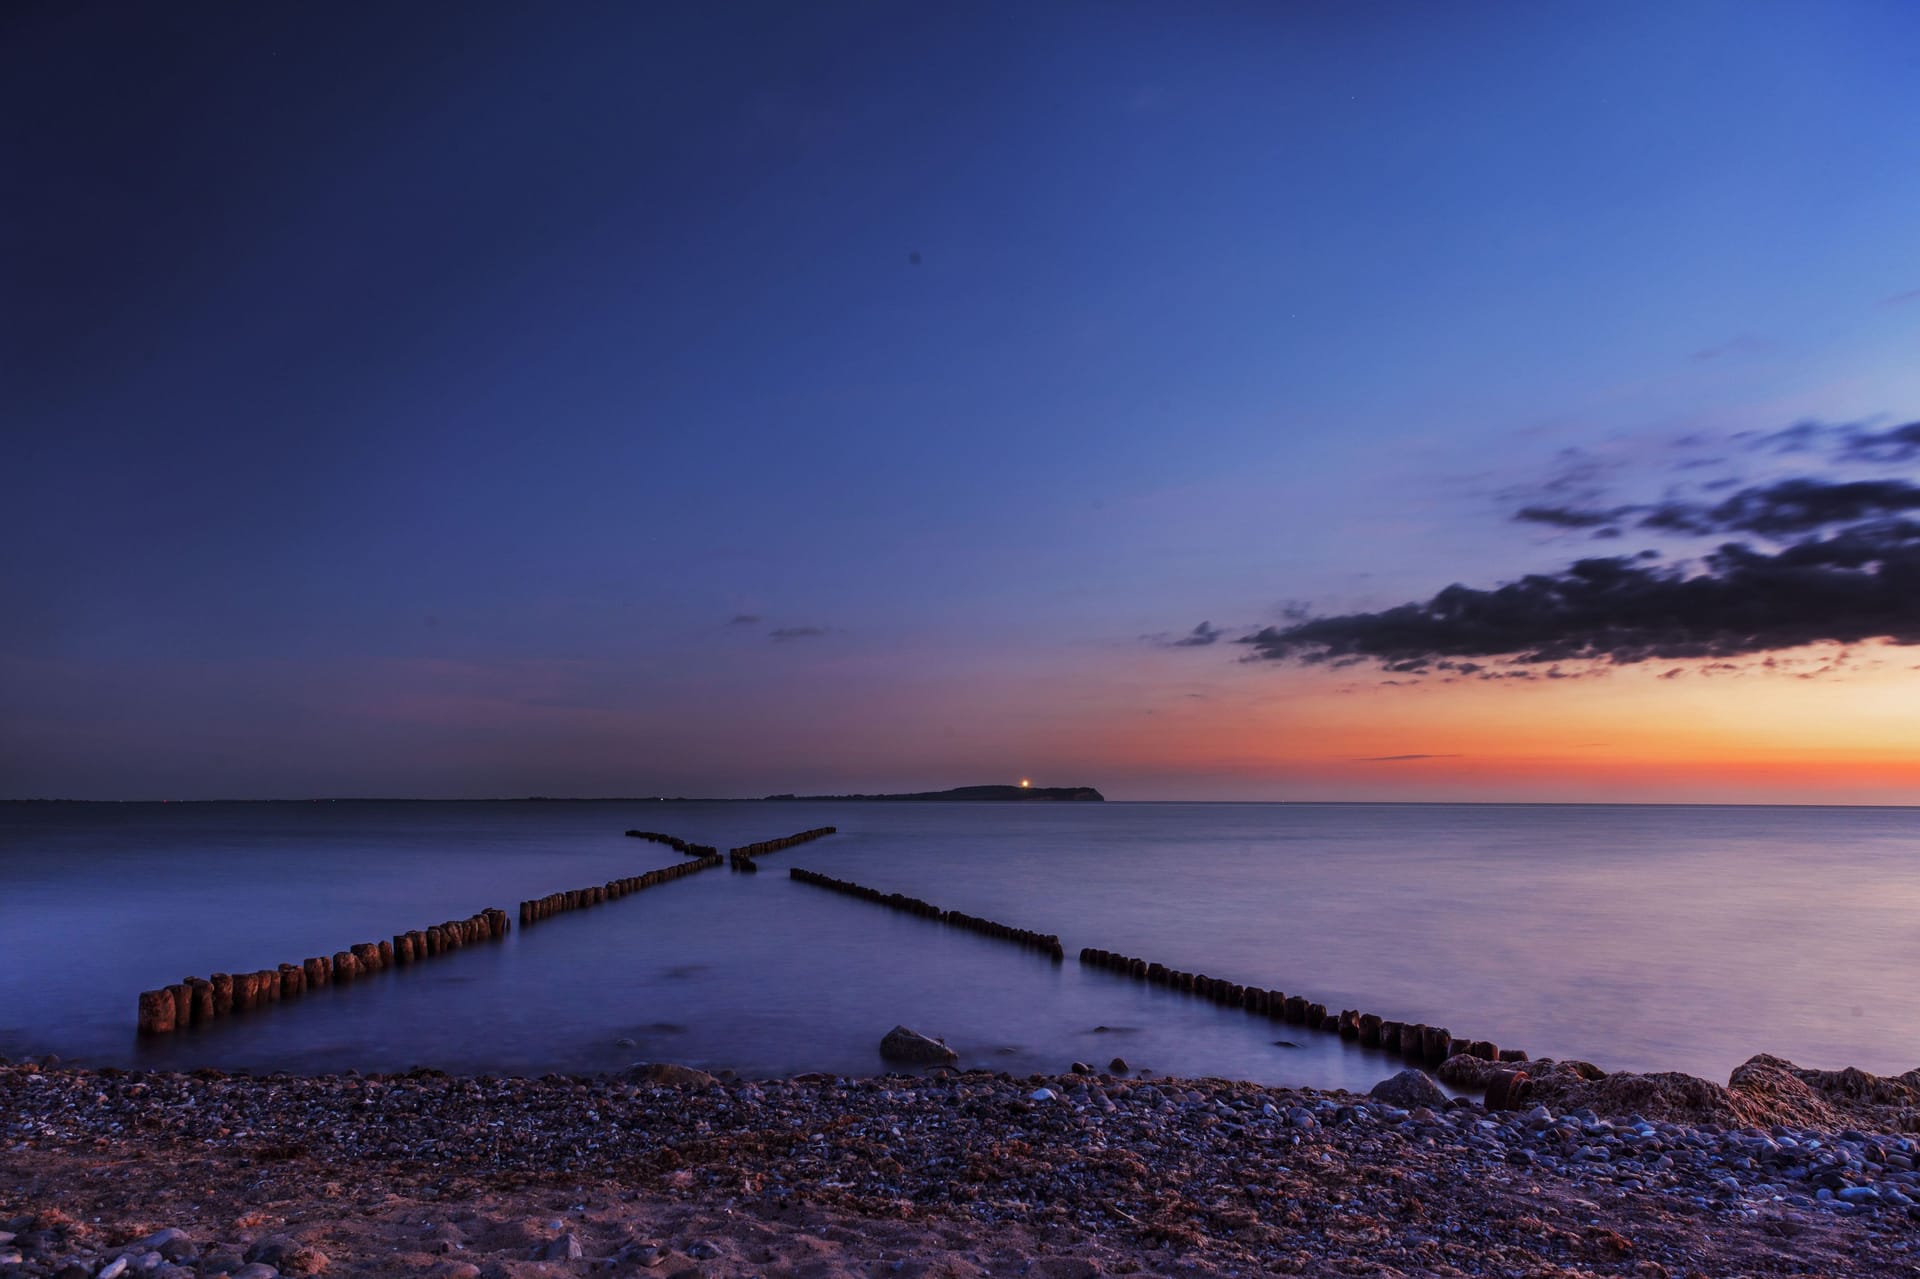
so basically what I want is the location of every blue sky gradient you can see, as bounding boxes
[5,2,1919,798]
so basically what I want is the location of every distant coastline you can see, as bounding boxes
[762,785,1105,802]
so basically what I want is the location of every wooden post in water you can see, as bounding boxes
[137,989,175,1035]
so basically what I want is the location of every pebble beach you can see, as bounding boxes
[6,1050,1920,1278]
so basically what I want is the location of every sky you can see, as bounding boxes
[4,2,1919,802]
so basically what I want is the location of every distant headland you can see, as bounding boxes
[764,785,1105,802]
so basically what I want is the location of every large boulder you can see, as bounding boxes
[1369,1068,1446,1109]
[622,1062,719,1088]
[879,1025,958,1066]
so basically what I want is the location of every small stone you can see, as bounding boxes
[685,1240,722,1260]
[622,1063,719,1088]
[1030,1087,1057,1102]
[130,1231,190,1259]
[232,1265,279,1279]
[277,1249,327,1278]
[424,1263,480,1279]
[98,1260,129,1279]
[542,1234,584,1262]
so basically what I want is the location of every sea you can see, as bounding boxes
[2,800,1915,1092]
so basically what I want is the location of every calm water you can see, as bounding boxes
[2,800,1916,1090]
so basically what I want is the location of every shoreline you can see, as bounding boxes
[5,1057,1920,1278]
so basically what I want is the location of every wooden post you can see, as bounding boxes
[137,988,175,1035]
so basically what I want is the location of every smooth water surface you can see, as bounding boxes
[2,800,1916,1088]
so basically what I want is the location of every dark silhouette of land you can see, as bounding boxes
[763,785,1104,802]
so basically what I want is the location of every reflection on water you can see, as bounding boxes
[2,799,1917,1086]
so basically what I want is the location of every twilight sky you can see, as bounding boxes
[5,2,1919,802]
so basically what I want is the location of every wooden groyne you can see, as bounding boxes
[790,867,1063,960]
[135,908,509,1035]
[624,830,719,858]
[728,826,836,872]
[1078,946,1531,1100]
[519,853,722,925]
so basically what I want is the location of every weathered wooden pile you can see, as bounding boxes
[790,867,1065,960]
[519,853,722,925]
[728,826,836,872]
[1078,946,1530,1082]
[135,908,510,1036]
[623,830,719,857]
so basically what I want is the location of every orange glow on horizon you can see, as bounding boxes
[1045,644,1920,803]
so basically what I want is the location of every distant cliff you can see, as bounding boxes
[765,785,1105,803]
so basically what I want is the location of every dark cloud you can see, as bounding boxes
[1162,621,1224,648]
[1514,505,1628,529]
[1213,416,1920,680]
[728,614,761,625]
[1241,522,1920,672]
[1354,753,1462,762]
[1513,477,1920,540]
[1697,477,1920,535]
[1836,422,1920,465]
[1736,419,1920,464]
[1884,288,1920,306]
[768,626,826,642]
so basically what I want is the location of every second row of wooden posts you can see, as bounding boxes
[790,867,1065,960]
[1078,946,1535,1104]
[729,826,836,872]
[519,853,722,924]
[136,908,509,1035]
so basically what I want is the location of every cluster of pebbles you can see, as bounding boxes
[4,1056,1916,1277]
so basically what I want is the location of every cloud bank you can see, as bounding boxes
[1224,418,1920,677]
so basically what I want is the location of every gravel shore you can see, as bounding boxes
[3,1059,1916,1277]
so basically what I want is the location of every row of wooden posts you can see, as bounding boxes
[519,853,722,925]
[790,867,1065,961]
[136,908,510,1036]
[1079,946,1535,1106]
[623,830,719,858]
[728,826,837,872]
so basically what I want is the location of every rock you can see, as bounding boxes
[424,1264,479,1279]
[1437,1053,1505,1090]
[245,1239,327,1277]
[541,1234,584,1262]
[685,1240,722,1259]
[1370,1069,1447,1109]
[1030,1087,1057,1102]
[130,1230,191,1261]
[1108,1057,1129,1074]
[98,1259,129,1279]
[1070,1061,1092,1074]
[878,1025,957,1066]
[622,1063,719,1088]
[1531,1059,1842,1129]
